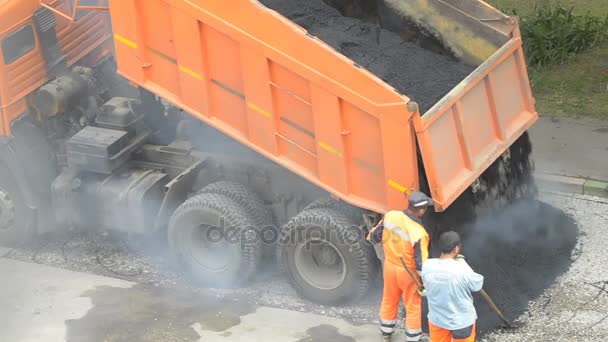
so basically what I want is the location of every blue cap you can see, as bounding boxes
[408,191,434,208]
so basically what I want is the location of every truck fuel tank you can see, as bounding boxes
[51,166,169,234]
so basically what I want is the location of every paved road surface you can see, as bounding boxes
[531,116,608,181]
[0,258,397,342]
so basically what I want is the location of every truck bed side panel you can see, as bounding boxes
[109,0,421,213]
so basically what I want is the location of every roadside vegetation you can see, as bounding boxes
[487,0,608,119]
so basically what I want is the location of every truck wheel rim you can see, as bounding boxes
[188,223,236,272]
[294,239,346,290]
[0,188,15,231]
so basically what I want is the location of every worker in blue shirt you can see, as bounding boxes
[421,231,484,342]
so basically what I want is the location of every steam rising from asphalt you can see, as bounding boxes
[456,199,578,334]
[463,199,567,254]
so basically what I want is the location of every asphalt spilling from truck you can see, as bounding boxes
[259,0,474,112]
[459,199,578,334]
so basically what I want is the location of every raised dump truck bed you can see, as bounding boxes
[109,0,538,213]
[0,0,539,306]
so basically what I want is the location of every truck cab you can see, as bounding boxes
[0,0,112,135]
[0,0,116,246]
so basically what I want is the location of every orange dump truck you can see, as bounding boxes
[0,0,537,304]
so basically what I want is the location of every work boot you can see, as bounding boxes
[419,333,430,342]
[382,334,392,342]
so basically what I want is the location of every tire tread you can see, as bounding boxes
[168,192,262,287]
[277,207,374,305]
[198,181,273,228]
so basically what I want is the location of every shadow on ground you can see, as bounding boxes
[65,284,254,342]
[296,325,356,342]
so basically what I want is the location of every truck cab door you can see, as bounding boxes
[0,23,38,135]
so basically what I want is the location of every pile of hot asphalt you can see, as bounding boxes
[260,0,474,112]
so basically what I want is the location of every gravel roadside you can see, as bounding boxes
[4,192,603,340]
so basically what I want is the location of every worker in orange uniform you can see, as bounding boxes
[421,231,484,342]
[367,191,433,342]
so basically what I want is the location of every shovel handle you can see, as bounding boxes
[480,289,513,328]
[399,256,424,289]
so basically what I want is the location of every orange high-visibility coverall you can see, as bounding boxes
[367,210,430,342]
[429,322,476,342]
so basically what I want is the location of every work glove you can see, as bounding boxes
[455,254,465,261]
[417,287,427,297]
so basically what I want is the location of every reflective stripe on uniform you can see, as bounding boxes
[406,328,422,341]
[380,318,397,334]
[383,221,412,244]
[380,325,395,334]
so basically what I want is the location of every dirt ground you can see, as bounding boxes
[3,191,603,340]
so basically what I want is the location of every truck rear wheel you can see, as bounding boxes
[168,193,262,287]
[0,166,34,247]
[198,181,276,258]
[277,208,374,305]
[303,197,363,224]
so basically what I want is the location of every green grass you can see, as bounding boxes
[488,0,608,16]
[486,0,608,119]
[532,44,608,119]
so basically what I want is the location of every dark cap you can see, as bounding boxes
[439,231,461,254]
[408,191,434,209]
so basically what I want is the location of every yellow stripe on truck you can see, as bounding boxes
[247,102,273,119]
[114,34,137,49]
[178,65,204,81]
[318,142,343,158]
[388,179,411,195]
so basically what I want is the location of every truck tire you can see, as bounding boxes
[198,181,274,233]
[303,197,363,224]
[0,166,34,247]
[168,193,262,287]
[277,207,375,305]
[199,181,276,257]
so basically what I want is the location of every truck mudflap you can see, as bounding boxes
[413,30,538,211]
[153,148,205,231]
